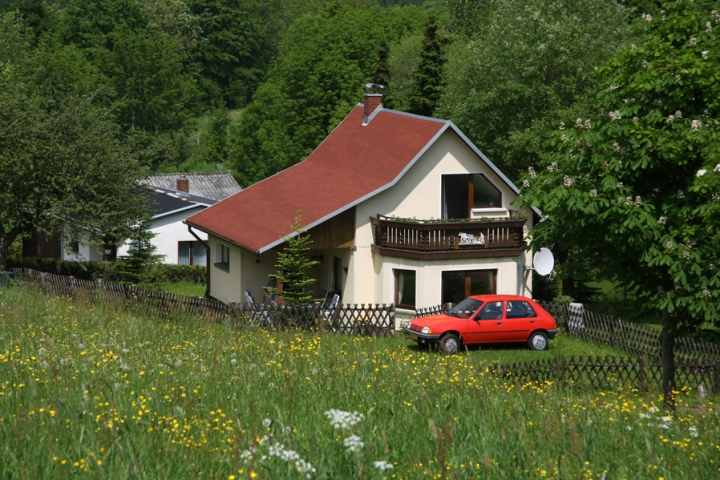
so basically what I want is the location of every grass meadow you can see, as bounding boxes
[0,287,719,479]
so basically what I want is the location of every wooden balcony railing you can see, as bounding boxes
[370,215,526,260]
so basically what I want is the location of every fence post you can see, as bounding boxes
[637,357,645,392]
[715,360,720,395]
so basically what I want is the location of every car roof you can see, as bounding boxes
[468,294,535,302]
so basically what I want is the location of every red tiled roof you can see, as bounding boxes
[185,106,447,252]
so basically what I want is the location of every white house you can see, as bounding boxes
[185,93,540,319]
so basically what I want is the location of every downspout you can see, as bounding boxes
[188,225,211,297]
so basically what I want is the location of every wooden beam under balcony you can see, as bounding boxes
[370,215,527,259]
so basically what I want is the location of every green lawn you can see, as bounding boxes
[142,281,206,297]
[1,287,718,479]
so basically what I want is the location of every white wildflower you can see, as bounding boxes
[343,434,365,452]
[576,118,583,126]
[697,169,707,177]
[324,409,364,429]
[692,120,702,132]
[675,282,682,290]
[295,459,316,478]
[666,241,673,249]
[689,426,699,438]
[631,43,637,50]
[231,358,237,366]
[563,175,575,187]
[635,196,642,205]
[38,347,46,357]
[548,162,558,171]
[714,193,720,200]
[373,460,394,471]
[263,418,272,428]
[561,133,568,143]
[675,75,681,84]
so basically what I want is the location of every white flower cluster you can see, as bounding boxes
[528,166,536,178]
[373,460,394,471]
[589,189,597,197]
[692,120,702,132]
[675,110,682,119]
[343,434,364,452]
[559,122,565,130]
[658,216,667,225]
[703,289,711,297]
[563,175,575,187]
[697,169,707,177]
[246,434,316,479]
[642,60,649,69]
[689,426,700,438]
[547,162,558,172]
[639,406,673,429]
[642,13,652,22]
[702,51,709,59]
[608,110,622,121]
[633,117,639,123]
[714,164,720,172]
[690,37,697,45]
[617,182,623,189]
[522,179,530,189]
[324,409,364,430]
[667,115,674,124]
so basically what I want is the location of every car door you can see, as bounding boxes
[465,301,505,344]
[503,300,537,342]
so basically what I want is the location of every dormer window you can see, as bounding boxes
[442,174,502,219]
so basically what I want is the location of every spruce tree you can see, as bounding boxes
[409,17,447,117]
[268,212,319,305]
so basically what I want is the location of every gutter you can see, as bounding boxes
[188,225,211,297]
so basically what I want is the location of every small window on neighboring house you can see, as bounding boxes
[394,269,416,309]
[178,241,207,266]
[215,242,230,271]
[69,240,79,254]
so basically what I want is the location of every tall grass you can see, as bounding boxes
[0,287,718,479]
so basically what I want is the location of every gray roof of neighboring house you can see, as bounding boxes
[143,171,242,201]
[144,186,217,219]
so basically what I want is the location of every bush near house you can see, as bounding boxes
[0,287,718,479]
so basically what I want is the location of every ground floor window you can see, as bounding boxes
[215,242,230,270]
[394,269,416,309]
[442,269,496,304]
[178,241,207,266]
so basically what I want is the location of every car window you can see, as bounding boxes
[448,298,483,318]
[506,301,538,318]
[478,301,504,320]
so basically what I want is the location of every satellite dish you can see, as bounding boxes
[528,248,554,276]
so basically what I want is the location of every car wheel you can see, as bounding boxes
[439,333,460,354]
[527,331,549,351]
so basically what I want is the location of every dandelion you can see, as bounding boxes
[343,434,365,452]
[373,460,394,471]
[263,418,272,428]
[231,358,237,366]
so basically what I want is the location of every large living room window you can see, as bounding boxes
[178,241,207,266]
[442,174,502,219]
[394,269,416,309]
[441,269,496,304]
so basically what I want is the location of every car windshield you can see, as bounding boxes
[447,298,483,319]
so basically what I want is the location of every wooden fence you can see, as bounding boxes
[537,301,720,363]
[488,355,720,392]
[11,269,395,336]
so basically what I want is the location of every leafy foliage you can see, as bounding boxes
[230,4,428,186]
[440,0,632,181]
[515,0,720,401]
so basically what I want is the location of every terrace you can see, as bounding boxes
[370,214,527,260]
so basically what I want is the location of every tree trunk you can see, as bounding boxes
[660,308,676,409]
[0,230,19,272]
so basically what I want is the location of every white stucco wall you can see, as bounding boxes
[117,207,208,264]
[345,128,535,307]
[60,229,104,262]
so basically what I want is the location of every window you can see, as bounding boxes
[442,174,502,219]
[478,301,504,320]
[178,241,207,266]
[447,298,482,318]
[331,256,343,295]
[442,269,496,304]
[394,269,416,309]
[505,301,537,319]
[215,242,230,271]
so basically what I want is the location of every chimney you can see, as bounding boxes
[177,177,189,193]
[362,93,382,126]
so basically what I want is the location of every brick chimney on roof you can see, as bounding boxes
[362,93,382,126]
[177,178,189,193]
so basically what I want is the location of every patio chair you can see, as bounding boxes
[323,294,341,331]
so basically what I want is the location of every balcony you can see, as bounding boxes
[370,215,527,260]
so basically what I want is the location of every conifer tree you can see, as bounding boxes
[268,212,319,304]
[409,17,447,117]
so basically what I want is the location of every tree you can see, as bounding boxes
[267,212,319,304]
[0,14,148,271]
[231,4,427,186]
[516,0,720,406]
[118,222,164,284]
[202,104,229,166]
[439,0,631,181]
[408,16,447,117]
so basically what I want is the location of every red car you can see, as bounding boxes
[405,295,558,353]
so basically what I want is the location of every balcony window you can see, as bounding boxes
[442,269,496,305]
[442,174,502,219]
[394,269,416,309]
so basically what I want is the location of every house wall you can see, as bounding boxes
[346,128,534,309]
[60,229,103,262]
[117,208,208,264]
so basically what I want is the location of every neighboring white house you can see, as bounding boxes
[115,186,217,265]
[185,93,541,321]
